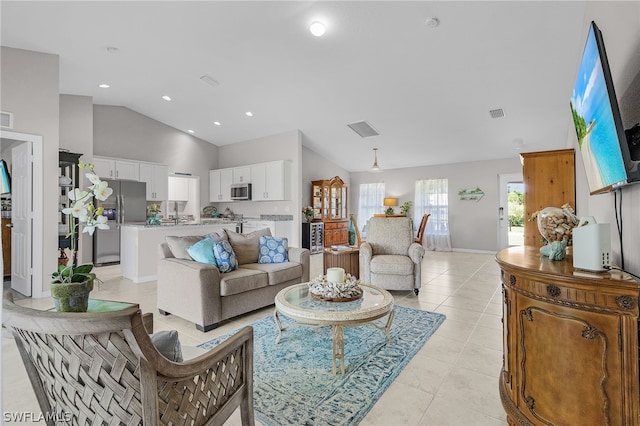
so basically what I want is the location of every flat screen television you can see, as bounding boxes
[0,159,10,194]
[570,21,640,195]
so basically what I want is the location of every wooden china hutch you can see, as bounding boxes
[311,176,348,247]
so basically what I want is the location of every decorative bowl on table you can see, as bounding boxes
[308,271,363,302]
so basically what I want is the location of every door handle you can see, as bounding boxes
[499,207,504,220]
[5,223,13,228]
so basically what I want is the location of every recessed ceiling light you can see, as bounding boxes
[245,111,253,117]
[187,129,195,134]
[162,95,172,101]
[98,83,110,89]
[310,21,326,37]
[214,121,221,126]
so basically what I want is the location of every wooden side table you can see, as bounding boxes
[324,247,360,278]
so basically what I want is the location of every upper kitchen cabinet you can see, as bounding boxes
[232,167,251,184]
[209,168,233,202]
[92,157,139,181]
[250,160,291,201]
[139,163,168,201]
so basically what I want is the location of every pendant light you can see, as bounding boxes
[371,148,381,172]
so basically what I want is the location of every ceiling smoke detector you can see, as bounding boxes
[489,108,505,119]
[425,17,440,28]
[347,121,380,138]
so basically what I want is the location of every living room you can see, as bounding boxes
[2,1,640,424]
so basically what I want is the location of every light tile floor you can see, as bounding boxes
[2,251,507,426]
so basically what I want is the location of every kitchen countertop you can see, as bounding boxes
[121,221,240,229]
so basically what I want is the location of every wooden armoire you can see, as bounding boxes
[521,149,575,247]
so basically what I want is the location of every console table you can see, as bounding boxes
[496,246,639,425]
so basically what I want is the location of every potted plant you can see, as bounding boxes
[51,164,112,312]
[302,206,315,223]
[147,203,162,225]
[400,201,412,216]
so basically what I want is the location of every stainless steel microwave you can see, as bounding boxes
[230,183,252,200]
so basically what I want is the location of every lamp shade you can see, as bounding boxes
[383,197,398,207]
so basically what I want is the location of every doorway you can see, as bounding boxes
[1,130,44,298]
[498,172,524,249]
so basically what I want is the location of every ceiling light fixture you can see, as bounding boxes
[162,95,172,101]
[214,121,221,126]
[425,17,440,28]
[371,148,381,172]
[98,83,110,89]
[245,111,253,117]
[187,130,195,134]
[310,21,326,37]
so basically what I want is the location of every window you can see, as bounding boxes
[414,179,451,251]
[357,182,385,236]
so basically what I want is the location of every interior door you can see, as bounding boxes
[498,172,524,250]
[11,142,32,296]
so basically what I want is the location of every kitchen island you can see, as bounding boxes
[120,221,239,283]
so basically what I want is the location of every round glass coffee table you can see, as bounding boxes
[274,283,394,374]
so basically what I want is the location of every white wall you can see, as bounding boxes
[60,94,94,264]
[93,105,219,208]
[0,47,59,294]
[350,157,523,252]
[571,2,640,275]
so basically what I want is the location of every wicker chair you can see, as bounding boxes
[2,292,254,426]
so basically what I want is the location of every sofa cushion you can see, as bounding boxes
[242,262,302,286]
[226,228,272,265]
[207,229,228,243]
[150,330,183,362]
[213,240,238,273]
[186,237,217,266]
[370,255,414,275]
[165,235,205,260]
[219,268,269,296]
[258,236,289,264]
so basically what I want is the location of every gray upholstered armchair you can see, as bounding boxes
[359,217,425,295]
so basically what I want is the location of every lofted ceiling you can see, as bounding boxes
[1,1,590,172]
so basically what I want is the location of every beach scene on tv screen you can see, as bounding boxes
[570,26,627,193]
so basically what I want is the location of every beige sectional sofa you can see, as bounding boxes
[157,228,310,332]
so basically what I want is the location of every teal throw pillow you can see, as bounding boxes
[213,240,238,272]
[258,236,289,264]
[186,237,217,266]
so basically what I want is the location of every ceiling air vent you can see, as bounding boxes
[200,74,220,88]
[347,121,380,138]
[489,108,505,119]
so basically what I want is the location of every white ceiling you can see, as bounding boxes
[1,1,590,172]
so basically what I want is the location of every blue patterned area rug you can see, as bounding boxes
[199,305,445,426]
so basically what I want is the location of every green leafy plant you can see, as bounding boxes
[400,201,412,216]
[53,163,112,284]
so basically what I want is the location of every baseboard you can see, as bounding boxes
[451,248,497,255]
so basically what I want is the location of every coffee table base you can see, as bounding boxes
[273,309,395,374]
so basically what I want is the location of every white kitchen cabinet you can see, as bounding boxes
[209,168,233,202]
[139,163,168,201]
[92,157,139,181]
[250,160,290,201]
[232,166,251,184]
[168,176,190,201]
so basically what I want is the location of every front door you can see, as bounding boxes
[11,141,32,296]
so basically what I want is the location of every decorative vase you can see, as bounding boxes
[348,217,356,246]
[147,213,162,225]
[50,279,93,312]
[305,213,314,223]
[536,206,579,245]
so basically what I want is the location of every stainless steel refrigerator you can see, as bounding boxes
[93,179,147,265]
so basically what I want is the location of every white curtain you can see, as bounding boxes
[357,182,385,237]
[414,179,452,251]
